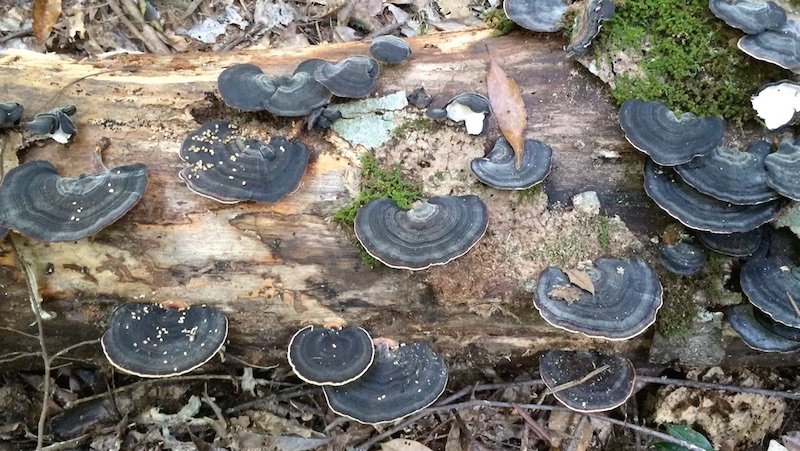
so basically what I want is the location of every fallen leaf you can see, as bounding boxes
[565,268,595,295]
[487,58,527,168]
[32,0,62,43]
[547,285,585,304]
[381,439,433,451]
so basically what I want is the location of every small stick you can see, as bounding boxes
[512,403,554,446]
[546,364,610,395]
[787,291,800,316]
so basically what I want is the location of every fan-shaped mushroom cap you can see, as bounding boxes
[643,159,781,233]
[101,302,228,378]
[25,105,77,144]
[179,121,310,204]
[709,0,786,34]
[307,107,342,131]
[0,102,23,128]
[764,137,800,201]
[407,87,432,108]
[696,227,766,257]
[470,137,553,190]
[354,195,489,270]
[674,141,778,205]
[294,59,330,76]
[288,325,375,386]
[566,0,616,56]
[533,258,663,340]
[428,92,492,135]
[0,160,148,242]
[314,56,380,98]
[741,255,800,328]
[369,35,412,64]
[504,0,570,32]
[323,341,448,424]
[619,100,724,166]
[217,64,278,112]
[263,72,332,117]
[539,350,636,412]
[659,241,707,276]
[738,19,800,73]
[752,80,800,130]
[728,304,800,353]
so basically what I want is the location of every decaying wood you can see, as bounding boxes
[0,30,788,372]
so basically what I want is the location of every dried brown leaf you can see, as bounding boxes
[32,0,62,43]
[487,58,527,168]
[547,285,585,304]
[565,268,595,295]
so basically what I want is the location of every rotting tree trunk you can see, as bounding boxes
[0,30,792,373]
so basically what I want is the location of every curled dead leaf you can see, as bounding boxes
[547,285,585,304]
[487,58,527,168]
[565,268,595,295]
[32,0,62,43]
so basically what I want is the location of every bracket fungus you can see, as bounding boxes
[696,227,766,257]
[313,56,380,98]
[307,107,342,131]
[0,160,148,242]
[673,142,778,205]
[539,350,636,412]
[533,258,663,340]
[504,0,569,32]
[101,301,228,378]
[752,80,800,130]
[738,19,800,73]
[643,159,781,233]
[288,325,374,386]
[728,304,800,353]
[619,99,724,166]
[566,0,616,56]
[0,102,22,128]
[764,138,800,201]
[741,255,800,328]
[218,64,331,116]
[427,92,492,135]
[263,72,332,117]
[323,341,448,424]
[179,121,310,204]
[709,0,786,35]
[25,105,77,144]
[658,241,707,276]
[369,35,412,64]
[470,137,553,190]
[354,195,489,270]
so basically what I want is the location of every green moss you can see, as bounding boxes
[597,216,610,251]
[530,213,617,267]
[656,276,698,337]
[515,185,541,204]
[595,0,789,124]
[484,8,517,36]
[360,251,381,269]
[394,118,436,139]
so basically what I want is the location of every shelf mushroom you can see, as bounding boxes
[565,0,616,56]
[764,137,800,201]
[288,325,375,386]
[25,105,78,144]
[179,121,310,204]
[533,258,663,340]
[539,350,636,412]
[101,301,228,378]
[0,102,23,128]
[470,137,552,190]
[728,304,800,353]
[619,99,724,166]
[369,36,412,64]
[658,241,707,276]
[643,159,781,233]
[354,195,489,270]
[696,227,766,257]
[709,0,786,35]
[741,255,800,328]
[427,92,492,135]
[751,80,800,130]
[738,19,800,73]
[313,56,381,99]
[503,0,569,32]
[322,340,448,424]
[0,160,148,242]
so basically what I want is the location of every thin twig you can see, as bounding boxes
[0,326,40,340]
[38,68,135,112]
[39,425,119,451]
[178,0,205,22]
[225,387,319,414]
[0,352,42,364]
[637,375,800,400]
[787,291,800,316]
[546,365,610,395]
[512,403,554,445]
[0,28,33,44]
[225,353,279,370]
[50,339,100,361]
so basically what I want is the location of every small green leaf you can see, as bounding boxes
[654,424,713,451]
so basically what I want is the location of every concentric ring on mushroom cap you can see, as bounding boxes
[643,159,781,233]
[262,72,332,117]
[658,241,707,276]
[709,0,786,35]
[470,137,553,190]
[217,64,278,112]
[314,56,380,99]
[179,121,310,204]
[369,35,412,64]
[25,105,78,144]
[533,258,663,340]
[322,341,448,424]
[741,255,800,328]
[619,99,724,166]
[288,325,375,386]
[764,137,800,201]
[674,141,778,205]
[696,227,766,257]
[738,19,800,73]
[354,195,489,270]
[566,0,615,56]
[504,0,569,32]
[728,304,800,353]
[101,302,228,378]
[539,350,636,413]
[0,102,23,128]
[0,160,148,242]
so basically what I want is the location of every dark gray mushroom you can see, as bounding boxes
[263,72,332,117]
[217,64,277,112]
[738,19,800,73]
[470,137,552,190]
[533,258,663,340]
[25,105,77,144]
[323,340,448,424]
[764,137,800,201]
[504,0,570,32]
[369,35,412,64]
[427,92,492,135]
[659,241,707,276]
[294,59,331,76]
[619,99,725,166]
[751,80,800,130]
[354,195,489,270]
[539,350,636,412]
[709,0,786,34]
[741,255,800,328]
[0,102,23,128]
[728,304,800,353]
[566,0,616,56]
[407,87,432,108]
[307,107,342,131]
[314,56,381,99]
[0,160,148,242]
[696,227,767,257]
[179,121,310,204]
[101,301,228,378]
[673,141,778,205]
[288,325,374,386]
[643,159,781,233]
